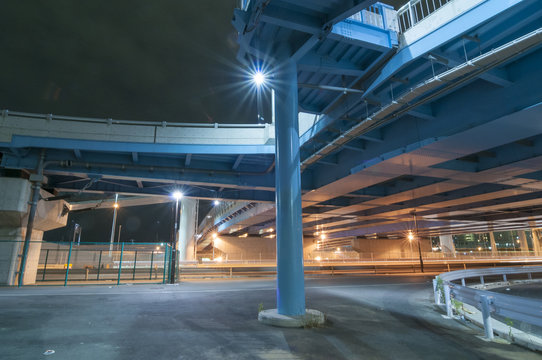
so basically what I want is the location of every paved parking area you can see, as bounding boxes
[1,275,540,359]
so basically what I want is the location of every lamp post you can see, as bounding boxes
[170,191,182,283]
[109,194,119,256]
[412,211,424,273]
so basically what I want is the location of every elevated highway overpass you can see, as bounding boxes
[1,0,541,318]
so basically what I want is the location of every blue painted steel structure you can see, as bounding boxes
[274,59,305,315]
[0,0,542,277]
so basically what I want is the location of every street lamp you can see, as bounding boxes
[411,211,424,273]
[251,69,275,124]
[109,193,119,255]
[170,191,183,283]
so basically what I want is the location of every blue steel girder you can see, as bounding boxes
[47,175,275,203]
[5,135,274,155]
[364,0,526,96]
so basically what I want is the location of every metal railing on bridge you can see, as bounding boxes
[397,0,453,32]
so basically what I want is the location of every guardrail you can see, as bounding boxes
[1,109,268,129]
[397,0,453,32]
[347,2,400,33]
[433,266,542,340]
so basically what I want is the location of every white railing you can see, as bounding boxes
[434,266,542,340]
[397,0,453,32]
[1,109,267,129]
[347,2,400,33]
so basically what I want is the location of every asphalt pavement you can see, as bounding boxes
[0,275,540,359]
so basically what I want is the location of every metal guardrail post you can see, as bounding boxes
[432,279,441,304]
[502,274,507,282]
[162,246,168,284]
[133,250,138,281]
[480,276,484,285]
[461,278,465,286]
[444,284,453,317]
[42,249,49,281]
[97,250,102,280]
[149,251,154,280]
[117,242,124,285]
[480,295,494,340]
[64,242,73,286]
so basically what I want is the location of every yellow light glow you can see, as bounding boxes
[477,247,482,251]
[113,203,119,209]
[215,256,223,262]
[320,234,326,240]
[336,247,341,251]
[239,233,248,238]
[315,256,322,261]
[212,233,217,239]
[408,232,414,241]
[268,228,274,232]
[155,246,160,250]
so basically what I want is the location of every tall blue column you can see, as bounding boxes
[274,59,305,316]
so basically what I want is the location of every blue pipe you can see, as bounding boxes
[274,59,305,316]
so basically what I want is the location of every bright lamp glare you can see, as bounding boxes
[253,71,265,86]
[213,200,220,206]
[172,191,183,200]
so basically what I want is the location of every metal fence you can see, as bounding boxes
[2,241,173,286]
[434,266,542,340]
[397,0,453,32]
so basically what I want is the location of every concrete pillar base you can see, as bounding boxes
[258,308,325,328]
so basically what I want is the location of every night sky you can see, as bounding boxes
[0,0,266,124]
[44,203,176,244]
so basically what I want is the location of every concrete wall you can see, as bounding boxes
[211,236,318,261]
[352,237,432,259]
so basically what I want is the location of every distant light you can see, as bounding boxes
[408,232,414,241]
[315,256,322,261]
[155,246,160,250]
[215,256,223,262]
[212,233,217,239]
[336,247,341,252]
[207,215,212,219]
[172,191,183,200]
[320,234,326,240]
[213,200,220,206]
[477,247,482,251]
[113,203,119,209]
[267,228,274,233]
[253,71,265,86]
[239,233,248,238]
[160,243,164,246]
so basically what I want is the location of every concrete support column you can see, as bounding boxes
[488,231,498,254]
[518,230,529,253]
[178,198,197,262]
[0,177,68,285]
[274,58,305,316]
[439,235,456,257]
[532,229,541,256]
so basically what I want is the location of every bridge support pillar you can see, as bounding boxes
[488,231,498,255]
[531,229,541,256]
[517,230,529,253]
[274,58,305,316]
[178,198,197,262]
[0,177,68,285]
[439,235,456,257]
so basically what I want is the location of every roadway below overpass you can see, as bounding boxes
[0,276,539,359]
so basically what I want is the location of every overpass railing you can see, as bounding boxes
[397,0,453,32]
[1,109,268,129]
[434,266,542,340]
